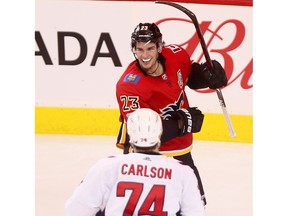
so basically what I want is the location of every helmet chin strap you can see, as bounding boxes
[146,60,160,76]
[132,48,138,59]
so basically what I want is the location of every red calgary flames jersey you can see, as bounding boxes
[116,44,194,156]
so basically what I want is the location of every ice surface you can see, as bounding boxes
[35,134,252,216]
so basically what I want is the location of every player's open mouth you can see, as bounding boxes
[141,58,152,65]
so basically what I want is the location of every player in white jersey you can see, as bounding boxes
[65,108,205,216]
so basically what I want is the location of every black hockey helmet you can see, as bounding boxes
[131,23,163,49]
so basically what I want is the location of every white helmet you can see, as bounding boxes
[127,108,163,148]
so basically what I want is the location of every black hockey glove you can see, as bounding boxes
[170,107,204,136]
[202,60,228,89]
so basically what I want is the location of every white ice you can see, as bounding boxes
[35,134,252,216]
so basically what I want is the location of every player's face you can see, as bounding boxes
[134,41,159,75]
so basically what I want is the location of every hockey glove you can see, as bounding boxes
[202,60,228,89]
[170,107,204,136]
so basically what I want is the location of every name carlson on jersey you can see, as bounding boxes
[121,163,172,179]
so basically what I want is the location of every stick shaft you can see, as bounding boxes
[156,1,236,137]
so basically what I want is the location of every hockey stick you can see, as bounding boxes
[156,1,236,138]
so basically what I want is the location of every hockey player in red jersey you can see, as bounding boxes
[116,22,228,205]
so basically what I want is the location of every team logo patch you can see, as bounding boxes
[123,74,141,84]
